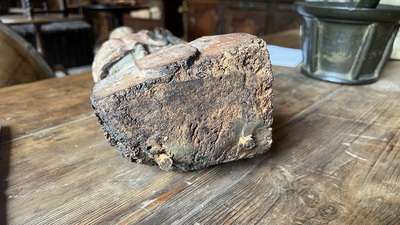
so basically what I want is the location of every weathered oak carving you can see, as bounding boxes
[91,29,274,171]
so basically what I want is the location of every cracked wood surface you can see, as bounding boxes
[1,30,400,224]
[91,34,274,171]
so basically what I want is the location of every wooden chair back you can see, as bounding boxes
[0,21,54,87]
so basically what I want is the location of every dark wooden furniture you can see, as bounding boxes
[185,0,301,40]
[0,1,94,69]
[1,30,400,224]
[7,0,70,17]
[123,0,184,37]
[122,11,164,33]
[82,4,149,29]
[0,14,83,56]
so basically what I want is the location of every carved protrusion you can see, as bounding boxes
[154,153,173,171]
[239,135,256,150]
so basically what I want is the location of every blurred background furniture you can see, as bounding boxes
[0,0,304,74]
[122,0,184,38]
[184,0,301,41]
[0,21,54,87]
[0,0,94,70]
[82,3,148,29]
[83,0,162,45]
[0,14,85,56]
[13,0,70,17]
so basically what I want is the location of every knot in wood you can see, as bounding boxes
[154,153,173,171]
[239,135,256,150]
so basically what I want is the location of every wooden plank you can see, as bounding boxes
[366,59,400,92]
[2,115,202,224]
[272,65,341,128]
[119,67,400,224]
[1,30,400,224]
[0,72,94,140]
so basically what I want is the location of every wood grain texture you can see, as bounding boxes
[91,34,274,171]
[1,30,400,224]
[0,73,93,140]
[0,21,54,87]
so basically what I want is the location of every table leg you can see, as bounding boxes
[33,24,46,57]
[110,12,124,29]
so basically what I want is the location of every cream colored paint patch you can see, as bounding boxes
[381,0,400,60]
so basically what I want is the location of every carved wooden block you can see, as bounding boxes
[91,33,274,171]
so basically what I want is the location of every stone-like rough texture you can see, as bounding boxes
[91,33,274,171]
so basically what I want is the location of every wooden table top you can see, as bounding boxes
[0,14,84,25]
[1,30,400,224]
